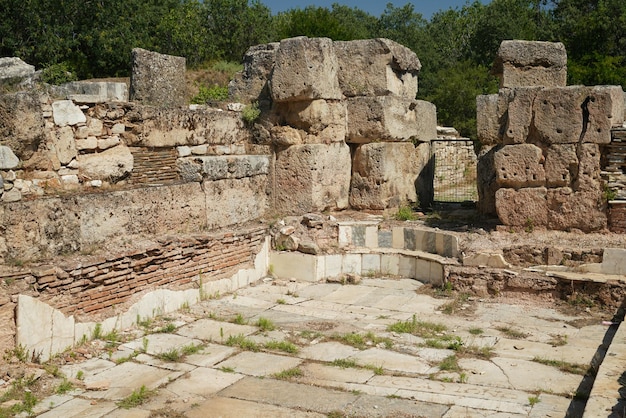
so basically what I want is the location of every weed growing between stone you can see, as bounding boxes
[264,340,299,354]
[495,326,529,339]
[256,317,276,331]
[273,367,303,380]
[531,357,588,375]
[117,385,155,409]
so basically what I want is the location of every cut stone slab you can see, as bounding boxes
[183,343,237,367]
[176,318,257,342]
[122,333,202,356]
[299,362,375,384]
[35,398,117,418]
[165,367,244,397]
[216,351,302,377]
[185,396,326,418]
[81,361,182,400]
[130,48,186,107]
[60,358,116,382]
[219,376,358,414]
[495,187,548,228]
[299,341,361,362]
[274,99,347,144]
[490,356,582,393]
[349,347,434,374]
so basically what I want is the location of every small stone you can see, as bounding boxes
[302,213,324,228]
[279,226,296,236]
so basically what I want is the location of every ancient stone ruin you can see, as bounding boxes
[477,40,625,232]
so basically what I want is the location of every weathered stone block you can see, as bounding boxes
[77,144,133,181]
[204,176,268,229]
[229,42,279,108]
[0,146,19,170]
[501,87,541,144]
[52,100,86,127]
[350,142,419,210]
[584,86,625,144]
[495,187,548,228]
[346,97,436,143]
[0,92,44,160]
[177,155,270,182]
[274,142,351,214]
[494,144,545,188]
[532,86,587,144]
[50,81,129,103]
[55,126,77,165]
[476,94,503,145]
[476,145,500,216]
[130,48,186,108]
[271,37,342,102]
[547,188,606,232]
[335,38,421,99]
[573,143,600,192]
[544,144,577,187]
[493,40,567,88]
[274,99,347,143]
[132,106,247,147]
[0,57,34,81]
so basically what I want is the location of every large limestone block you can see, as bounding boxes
[493,40,567,88]
[532,86,587,144]
[584,86,625,143]
[346,96,436,143]
[274,99,347,143]
[494,144,545,188]
[547,188,606,232]
[204,176,268,228]
[335,38,421,99]
[0,146,19,169]
[274,142,350,214]
[495,187,548,228]
[133,106,247,147]
[501,87,541,144]
[350,142,419,210]
[476,145,500,216]
[130,48,186,108]
[0,92,44,160]
[476,94,503,145]
[49,81,129,103]
[544,144,578,187]
[54,126,77,165]
[77,144,133,181]
[0,57,35,81]
[271,37,342,102]
[177,155,270,182]
[52,100,86,127]
[229,42,279,109]
[574,143,601,192]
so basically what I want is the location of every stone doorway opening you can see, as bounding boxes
[432,139,478,204]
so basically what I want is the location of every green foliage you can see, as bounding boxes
[225,334,260,351]
[40,63,78,85]
[117,385,155,409]
[191,85,230,104]
[531,357,588,375]
[439,354,460,371]
[256,317,276,331]
[387,314,447,338]
[395,205,416,221]
[241,102,261,125]
[264,340,299,354]
[273,367,303,380]
[56,379,73,394]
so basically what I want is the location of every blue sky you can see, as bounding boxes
[262,1,484,19]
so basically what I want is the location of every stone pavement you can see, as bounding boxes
[27,277,619,417]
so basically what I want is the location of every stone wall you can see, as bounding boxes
[230,37,438,213]
[476,40,625,231]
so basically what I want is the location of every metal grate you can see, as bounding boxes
[432,140,478,203]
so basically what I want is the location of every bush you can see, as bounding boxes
[241,102,261,125]
[190,85,229,104]
[40,62,78,85]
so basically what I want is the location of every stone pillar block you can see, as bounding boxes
[476,94,503,145]
[532,86,587,145]
[495,187,548,228]
[501,87,541,144]
[544,144,578,187]
[274,142,351,214]
[229,42,279,108]
[335,38,421,99]
[273,99,347,143]
[494,144,546,188]
[547,188,606,232]
[346,96,436,143]
[585,86,625,144]
[350,142,419,210]
[271,37,342,102]
[130,48,186,107]
[493,40,567,88]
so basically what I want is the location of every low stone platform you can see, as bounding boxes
[9,276,620,417]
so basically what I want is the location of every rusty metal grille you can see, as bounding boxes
[432,140,478,203]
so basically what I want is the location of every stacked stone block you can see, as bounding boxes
[230,37,437,213]
[476,40,625,231]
